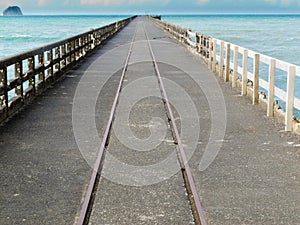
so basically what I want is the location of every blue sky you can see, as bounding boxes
[1,0,300,14]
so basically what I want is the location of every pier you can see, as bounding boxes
[0,16,299,225]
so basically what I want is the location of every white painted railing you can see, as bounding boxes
[209,37,300,132]
[149,16,300,132]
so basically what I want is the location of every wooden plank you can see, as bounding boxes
[242,49,248,96]
[219,41,224,78]
[285,65,296,131]
[208,38,212,70]
[267,59,276,117]
[224,43,230,82]
[232,46,238,88]
[0,68,8,111]
[253,54,260,105]
[212,39,217,72]
[14,62,23,98]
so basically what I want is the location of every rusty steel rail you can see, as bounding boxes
[0,16,136,125]
[143,24,207,225]
[76,22,138,225]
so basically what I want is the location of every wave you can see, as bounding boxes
[0,34,33,41]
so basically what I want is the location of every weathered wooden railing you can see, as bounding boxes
[0,16,136,124]
[149,16,300,133]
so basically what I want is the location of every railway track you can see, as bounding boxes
[77,18,207,225]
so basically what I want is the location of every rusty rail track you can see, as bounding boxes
[143,24,207,225]
[77,18,207,225]
[76,22,138,225]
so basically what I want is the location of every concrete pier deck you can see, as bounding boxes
[88,19,194,225]
[0,17,300,225]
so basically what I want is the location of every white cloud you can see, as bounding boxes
[264,0,276,3]
[0,0,53,8]
[0,0,20,7]
[264,0,300,5]
[38,0,48,7]
[80,0,167,5]
[80,0,121,5]
[281,0,291,4]
[197,0,209,3]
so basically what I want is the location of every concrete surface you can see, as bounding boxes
[88,19,194,225]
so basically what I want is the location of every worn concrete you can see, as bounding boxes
[89,19,194,225]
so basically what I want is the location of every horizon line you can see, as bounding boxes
[2,12,300,16]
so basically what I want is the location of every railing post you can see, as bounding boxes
[203,36,206,55]
[0,70,4,109]
[219,41,224,78]
[75,39,79,60]
[38,53,45,84]
[0,68,8,111]
[225,43,231,82]
[89,33,93,50]
[71,41,75,62]
[200,34,204,55]
[80,37,84,57]
[206,37,210,59]
[186,29,191,47]
[267,59,276,117]
[47,50,53,77]
[196,33,200,53]
[67,42,71,65]
[285,65,296,132]
[115,21,118,32]
[55,47,60,72]
[242,49,248,96]
[212,39,217,72]
[184,30,188,45]
[208,38,213,70]
[253,54,260,105]
[15,61,23,98]
[61,45,66,69]
[232,46,239,88]
[28,57,35,90]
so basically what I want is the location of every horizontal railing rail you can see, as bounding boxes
[0,16,136,124]
[149,16,300,133]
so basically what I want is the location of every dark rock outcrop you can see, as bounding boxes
[3,6,23,16]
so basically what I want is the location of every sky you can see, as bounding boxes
[1,0,300,14]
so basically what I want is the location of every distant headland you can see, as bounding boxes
[3,6,23,16]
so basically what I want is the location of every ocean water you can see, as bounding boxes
[0,15,128,59]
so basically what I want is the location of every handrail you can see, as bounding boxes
[149,16,300,133]
[0,16,137,124]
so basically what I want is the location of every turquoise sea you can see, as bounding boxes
[0,14,300,115]
[0,15,128,59]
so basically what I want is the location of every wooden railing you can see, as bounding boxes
[149,16,300,133]
[0,16,136,124]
